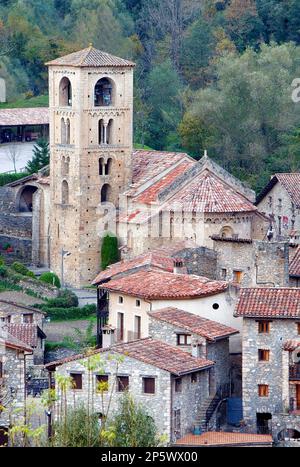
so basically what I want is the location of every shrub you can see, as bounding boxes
[0,265,8,278]
[0,256,5,266]
[101,233,119,270]
[0,172,28,187]
[40,303,96,321]
[44,289,79,308]
[11,262,34,277]
[39,272,61,288]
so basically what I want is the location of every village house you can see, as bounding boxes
[46,336,223,443]
[235,287,300,446]
[256,173,300,243]
[0,300,46,365]
[289,245,300,287]
[95,267,241,353]
[0,326,32,446]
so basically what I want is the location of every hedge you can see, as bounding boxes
[44,289,79,308]
[41,303,96,321]
[0,172,29,186]
[11,262,35,277]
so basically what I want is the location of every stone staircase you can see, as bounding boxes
[194,395,217,431]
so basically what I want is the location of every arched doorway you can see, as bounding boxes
[18,186,38,213]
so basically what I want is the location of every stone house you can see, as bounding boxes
[235,287,300,445]
[0,300,46,365]
[256,173,300,242]
[96,268,241,353]
[45,337,216,443]
[0,327,32,444]
[148,307,239,395]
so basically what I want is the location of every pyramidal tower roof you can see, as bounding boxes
[46,45,135,68]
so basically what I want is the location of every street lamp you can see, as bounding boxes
[61,248,71,289]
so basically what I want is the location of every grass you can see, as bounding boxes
[0,94,49,109]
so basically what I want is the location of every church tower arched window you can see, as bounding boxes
[59,77,72,106]
[94,78,114,106]
[62,180,69,205]
[61,118,66,144]
[101,183,111,203]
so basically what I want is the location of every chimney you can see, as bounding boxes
[102,325,115,349]
[173,259,185,274]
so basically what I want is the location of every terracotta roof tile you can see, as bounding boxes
[6,324,40,348]
[276,173,300,208]
[0,327,32,353]
[175,431,273,446]
[235,287,300,318]
[165,169,257,213]
[0,108,49,126]
[100,269,228,300]
[92,252,182,285]
[131,150,192,188]
[135,160,194,204]
[46,46,135,67]
[149,307,238,341]
[290,246,300,276]
[46,338,214,375]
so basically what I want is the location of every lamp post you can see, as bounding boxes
[61,248,71,289]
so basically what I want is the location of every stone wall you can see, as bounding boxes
[0,235,32,264]
[214,239,289,287]
[174,246,217,280]
[0,346,26,428]
[149,316,231,389]
[242,317,299,434]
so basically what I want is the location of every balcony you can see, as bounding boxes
[289,363,300,380]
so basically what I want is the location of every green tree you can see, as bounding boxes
[179,42,300,189]
[110,393,161,447]
[101,233,119,270]
[26,139,49,173]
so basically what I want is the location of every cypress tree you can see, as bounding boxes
[101,233,119,270]
[26,138,50,173]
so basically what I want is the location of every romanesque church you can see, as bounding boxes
[0,46,270,287]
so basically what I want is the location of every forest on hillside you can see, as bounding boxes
[1,0,300,191]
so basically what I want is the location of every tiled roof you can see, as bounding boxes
[135,160,194,204]
[276,173,300,208]
[149,307,238,341]
[290,246,300,277]
[0,328,32,353]
[283,339,300,351]
[0,108,49,126]
[175,431,273,447]
[92,252,183,285]
[164,169,257,213]
[100,269,228,300]
[235,287,300,318]
[46,46,135,67]
[6,324,45,348]
[46,338,214,375]
[131,150,192,188]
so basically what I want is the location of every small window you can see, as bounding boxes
[0,360,3,378]
[258,349,270,362]
[96,374,108,392]
[175,378,182,393]
[233,270,243,284]
[143,377,155,394]
[118,296,124,304]
[212,303,219,310]
[221,268,227,280]
[23,313,33,324]
[70,373,82,390]
[136,299,141,307]
[117,376,129,392]
[258,384,269,397]
[177,334,191,346]
[258,321,270,334]
[297,323,300,335]
[191,373,197,384]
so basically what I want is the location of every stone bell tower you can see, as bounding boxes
[46,46,135,287]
